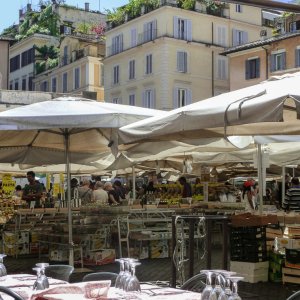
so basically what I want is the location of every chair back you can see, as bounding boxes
[287,290,300,300]
[45,264,74,282]
[0,286,25,300]
[82,272,118,286]
[180,273,206,293]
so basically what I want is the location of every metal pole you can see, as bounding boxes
[282,166,286,207]
[132,166,136,201]
[257,144,264,215]
[65,130,74,266]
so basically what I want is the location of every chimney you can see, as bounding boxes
[85,2,90,11]
[27,3,32,12]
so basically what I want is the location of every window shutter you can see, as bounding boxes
[245,60,250,80]
[184,52,187,72]
[186,20,192,41]
[232,29,237,46]
[186,89,192,105]
[282,52,286,70]
[173,87,179,108]
[152,89,156,109]
[295,49,299,67]
[142,91,146,107]
[153,19,157,39]
[270,54,275,72]
[119,34,123,52]
[256,58,260,78]
[177,52,181,71]
[178,52,184,72]
[173,16,179,39]
[242,31,248,44]
[131,28,137,47]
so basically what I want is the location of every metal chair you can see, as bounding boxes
[45,264,74,282]
[0,286,25,300]
[287,290,300,300]
[180,273,207,293]
[82,272,118,286]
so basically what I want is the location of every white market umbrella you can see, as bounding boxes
[119,72,300,145]
[0,96,164,265]
[118,73,300,213]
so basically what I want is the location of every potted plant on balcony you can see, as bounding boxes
[196,0,224,16]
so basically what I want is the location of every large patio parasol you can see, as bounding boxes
[0,96,164,265]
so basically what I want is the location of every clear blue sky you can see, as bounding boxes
[0,0,128,33]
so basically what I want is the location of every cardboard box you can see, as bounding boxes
[17,243,29,255]
[230,260,269,282]
[230,213,278,227]
[150,240,169,259]
[84,249,115,266]
[49,249,68,262]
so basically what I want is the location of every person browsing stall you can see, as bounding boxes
[179,176,192,198]
[104,182,120,205]
[22,171,43,208]
[93,181,108,205]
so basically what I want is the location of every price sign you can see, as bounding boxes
[2,175,16,196]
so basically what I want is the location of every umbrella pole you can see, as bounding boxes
[257,144,264,215]
[132,166,136,201]
[64,131,74,266]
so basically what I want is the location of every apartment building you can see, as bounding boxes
[9,34,59,91]
[8,2,106,93]
[34,34,105,99]
[104,2,272,110]
[222,32,300,91]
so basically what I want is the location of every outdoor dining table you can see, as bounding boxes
[0,273,67,300]
[0,276,201,300]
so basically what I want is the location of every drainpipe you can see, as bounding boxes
[212,22,214,96]
[6,42,9,89]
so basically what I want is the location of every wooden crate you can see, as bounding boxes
[283,267,300,284]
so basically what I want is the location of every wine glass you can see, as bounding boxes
[228,276,244,300]
[209,271,225,300]
[217,271,237,300]
[124,260,141,292]
[115,258,126,290]
[0,254,7,280]
[33,263,49,290]
[200,270,213,300]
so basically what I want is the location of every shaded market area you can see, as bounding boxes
[0,74,300,299]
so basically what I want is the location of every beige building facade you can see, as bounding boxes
[222,32,300,91]
[104,3,272,110]
[9,34,59,92]
[34,35,105,100]
[0,38,11,90]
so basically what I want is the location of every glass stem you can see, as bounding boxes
[206,272,212,286]
[232,282,238,295]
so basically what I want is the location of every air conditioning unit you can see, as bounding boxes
[260,29,267,37]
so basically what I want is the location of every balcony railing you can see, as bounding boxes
[106,0,230,31]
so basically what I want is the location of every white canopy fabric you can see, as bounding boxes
[0,96,164,266]
[119,72,300,145]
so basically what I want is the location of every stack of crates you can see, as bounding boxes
[230,226,268,262]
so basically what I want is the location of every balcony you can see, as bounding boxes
[106,0,229,31]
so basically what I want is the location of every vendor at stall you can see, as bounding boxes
[22,171,43,208]
[179,176,192,198]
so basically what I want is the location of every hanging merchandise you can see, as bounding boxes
[2,174,15,197]
[155,161,160,175]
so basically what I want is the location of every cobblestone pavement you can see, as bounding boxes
[3,252,298,300]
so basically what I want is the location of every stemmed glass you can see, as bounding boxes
[217,271,237,300]
[209,271,225,300]
[124,260,141,292]
[228,276,244,300]
[115,258,126,290]
[33,263,49,290]
[200,270,213,300]
[0,254,7,280]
